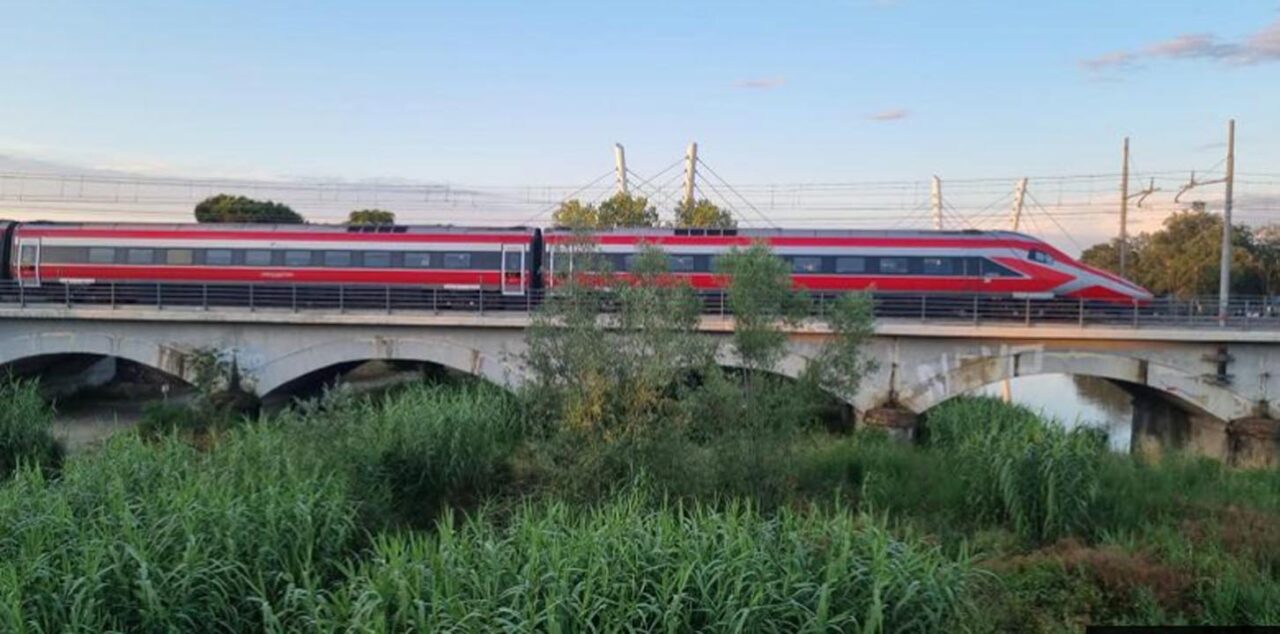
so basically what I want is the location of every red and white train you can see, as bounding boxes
[0,221,1152,303]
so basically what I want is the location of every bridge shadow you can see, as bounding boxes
[260,358,490,409]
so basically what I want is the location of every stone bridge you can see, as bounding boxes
[2,304,1277,465]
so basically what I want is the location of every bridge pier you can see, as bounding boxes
[860,406,919,442]
[1227,418,1280,469]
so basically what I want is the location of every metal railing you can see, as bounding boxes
[2,280,1279,329]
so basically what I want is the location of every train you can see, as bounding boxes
[0,221,1153,303]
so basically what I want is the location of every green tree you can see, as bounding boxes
[715,241,808,378]
[675,199,737,228]
[552,199,599,229]
[524,240,709,438]
[194,194,304,224]
[597,193,659,228]
[1080,206,1266,298]
[347,209,396,225]
[805,293,877,404]
[1253,224,1280,296]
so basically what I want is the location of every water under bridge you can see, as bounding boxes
[2,282,1279,466]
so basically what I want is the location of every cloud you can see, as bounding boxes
[866,108,910,121]
[1080,16,1280,72]
[733,76,785,90]
[1079,50,1137,71]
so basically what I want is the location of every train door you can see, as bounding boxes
[15,237,40,288]
[501,244,525,295]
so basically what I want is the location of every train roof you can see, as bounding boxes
[14,221,536,234]
[545,226,1043,242]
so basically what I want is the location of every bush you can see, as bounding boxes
[0,377,63,479]
[282,383,525,528]
[267,488,980,632]
[927,397,1108,543]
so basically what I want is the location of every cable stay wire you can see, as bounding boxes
[518,168,615,224]
[694,158,779,229]
[1026,190,1085,253]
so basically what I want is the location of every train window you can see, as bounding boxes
[922,257,952,275]
[19,245,37,266]
[323,251,352,267]
[126,249,155,265]
[835,257,866,274]
[792,257,822,273]
[443,253,471,269]
[167,249,193,265]
[363,252,392,268]
[88,247,116,264]
[879,257,909,274]
[503,251,523,272]
[284,250,312,267]
[245,250,273,266]
[404,252,431,268]
[981,259,1019,277]
[1028,250,1054,265]
[670,255,694,272]
[205,250,233,266]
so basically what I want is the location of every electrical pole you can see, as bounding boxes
[931,176,943,230]
[1218,119,1236,320]
[613,143,628,196]
[1010,178,1028,232]
[1119,137,1130,276]
[682,142,698,207]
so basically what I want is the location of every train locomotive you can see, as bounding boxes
[0,221,1153,303]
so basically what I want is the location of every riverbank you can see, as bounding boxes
[2,379,1279,631]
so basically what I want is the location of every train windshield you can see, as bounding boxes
[1028,249,1054,265]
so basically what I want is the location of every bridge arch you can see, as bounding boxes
[252,336,528,397]
[0,331,195,386]
[900,348,1257,422]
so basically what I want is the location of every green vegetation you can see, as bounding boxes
[346,208,396,225]
[552,192,734,228]
[5,240,1280,630]
[1081,206,1280,297]
[0,377,62,479]
[194,193,304,224]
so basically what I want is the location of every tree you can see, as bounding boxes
[598,193,659,228]
[1253,224,1280,296]
[1079,206,1265,298]
[552,199,599,229]
[552,194,659,229]
[194,194,304,224]
[347,209,396,225]
[715,241,808,377]
[675,199,737,228]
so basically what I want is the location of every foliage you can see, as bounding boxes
[807,292,878,403]
[1081,207,1270,298]
[716,240,809,374]
[193,193,304,224]
[0,377,63,479]
[269,489,978,633]
[675,198,737,228]
[0,430,357,632]
[524,243,712,439]
[282,382,525,528]
[346,208,396,225]
[551,193,658,228]
[927,397,1107,543]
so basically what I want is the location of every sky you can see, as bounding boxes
[0,1,1278,250]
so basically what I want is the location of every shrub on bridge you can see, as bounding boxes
[0,377,63,479]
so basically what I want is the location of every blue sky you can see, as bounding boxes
[1,0,1276,186]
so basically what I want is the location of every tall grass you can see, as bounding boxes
[927,397,1107,543]
[0,430,357,632]
[279,382,526,528]
[0,377,63,479]
[266,488,979,633]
